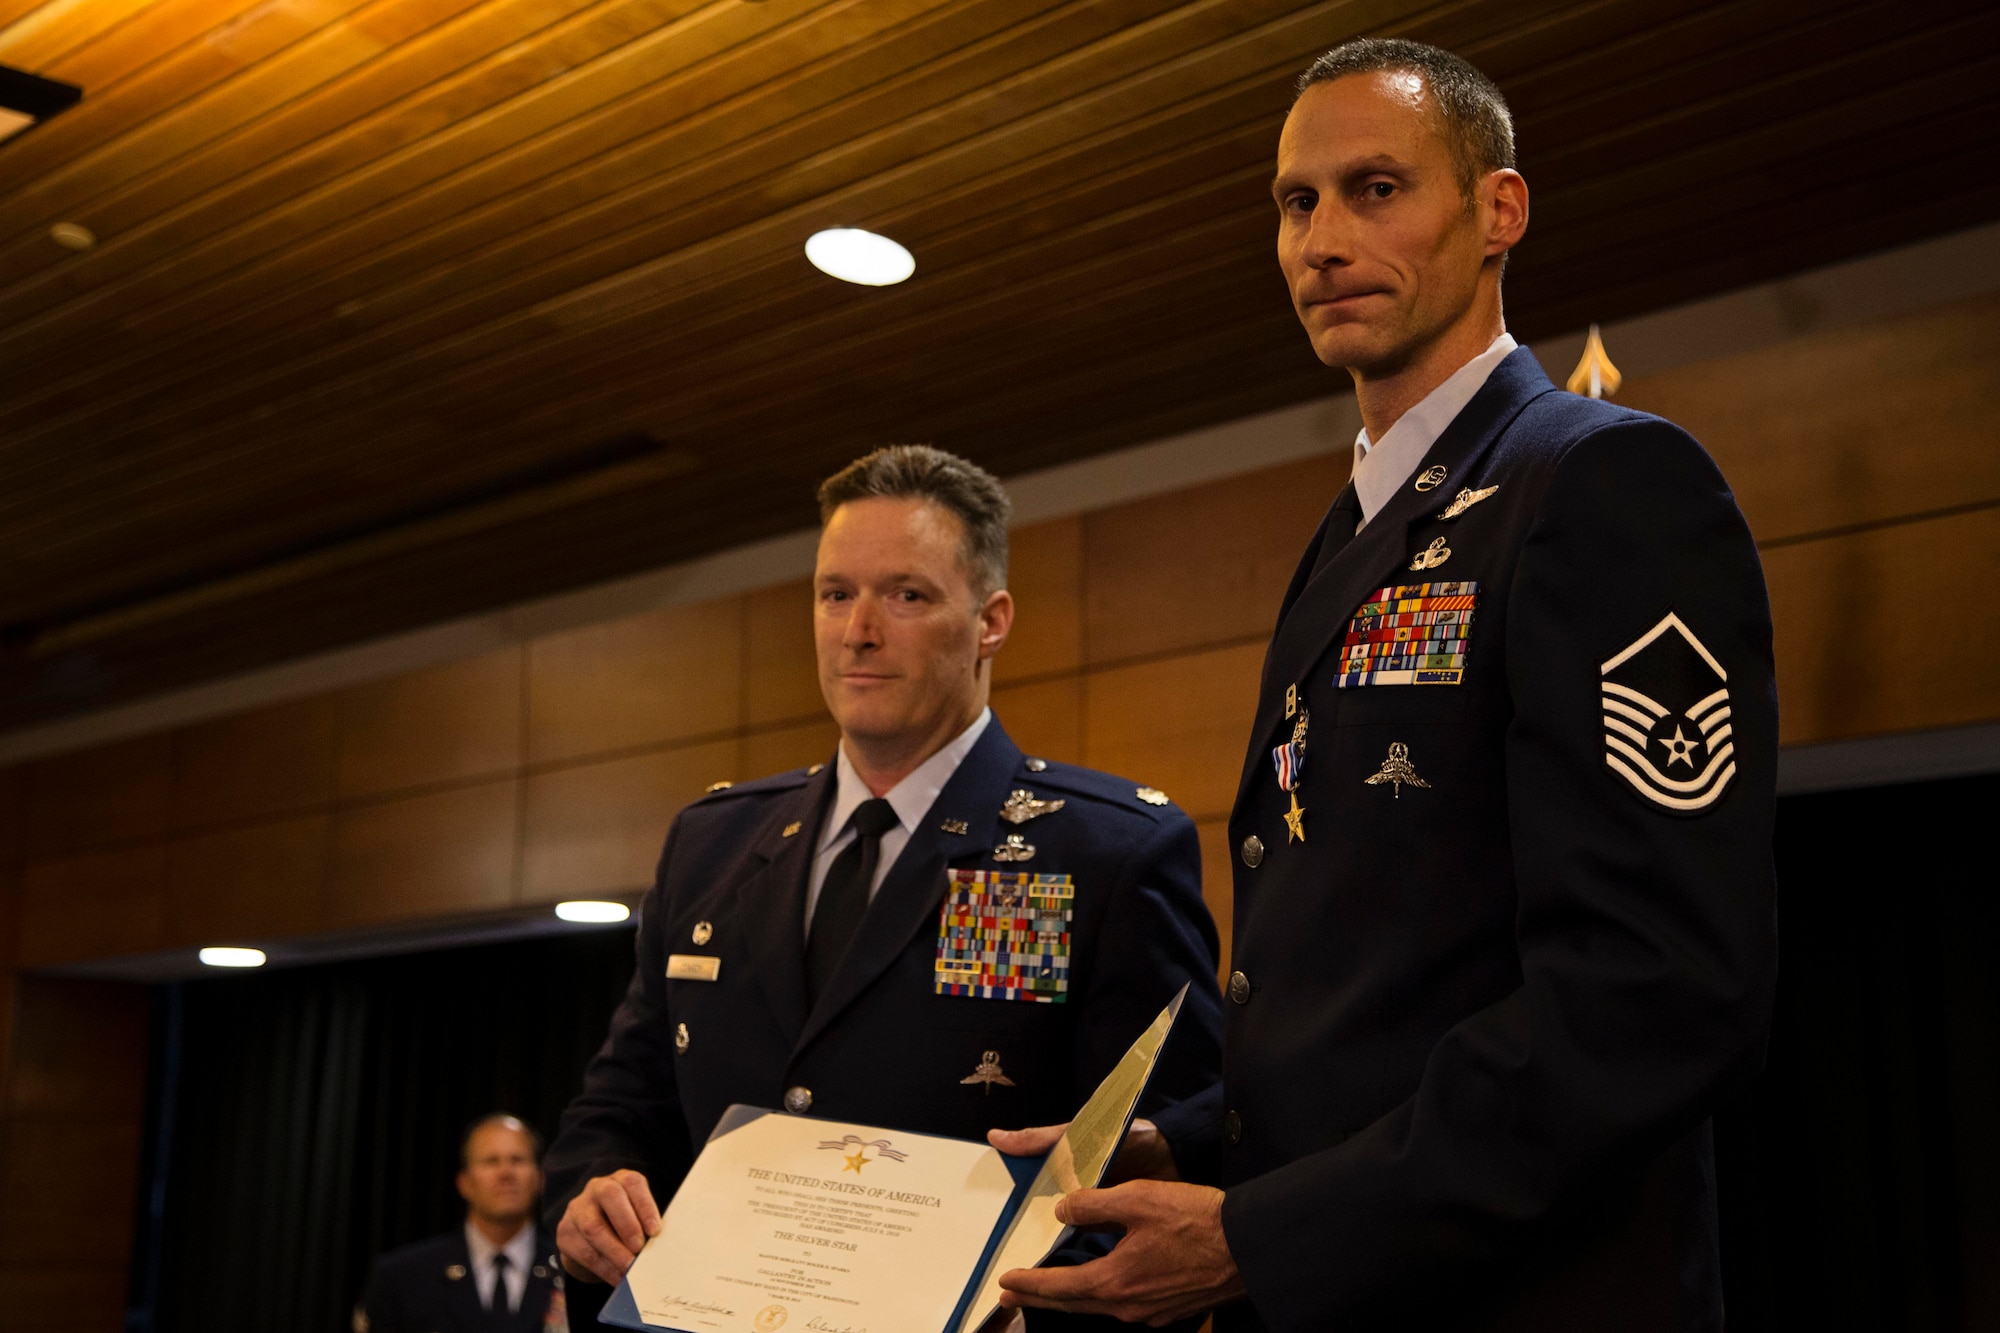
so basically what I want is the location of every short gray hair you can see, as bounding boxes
[817,446,1010,599]
[1296,38,1515,200]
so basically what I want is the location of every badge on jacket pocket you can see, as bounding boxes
[935,870,1073,1003]
[666,954,721,982]
[1337,581,1479,687]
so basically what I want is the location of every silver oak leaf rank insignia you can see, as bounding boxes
[1600,612,1736,813]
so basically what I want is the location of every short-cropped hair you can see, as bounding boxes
[460,1113,542,1168]
[1296,38,1515,201]
[817,445,1011,600]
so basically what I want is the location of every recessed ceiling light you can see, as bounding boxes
[555,900,631,923]
[199,946,267,968]
[50,221,94,250]
[805,228,915,286]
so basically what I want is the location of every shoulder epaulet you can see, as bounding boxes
[690,766,816,804]
[1011,757,1180,818]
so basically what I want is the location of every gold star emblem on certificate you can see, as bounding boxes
[843,1149,868,1173]
[1283,791,1306,843]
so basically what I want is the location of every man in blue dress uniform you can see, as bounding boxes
[542,446,1224,1300]
[992,39,1779,1333]
[356,1115,566,1333]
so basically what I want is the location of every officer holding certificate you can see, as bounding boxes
[992,39,1779,1333]
[542,446,1225,1297]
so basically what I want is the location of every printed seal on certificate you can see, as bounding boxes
[601,985,1189,1333]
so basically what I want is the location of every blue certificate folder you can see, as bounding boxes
[598,1105,1044,1333]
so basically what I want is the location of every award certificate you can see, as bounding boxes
[605,1109,1028,1333]
[605,984,1188,1333]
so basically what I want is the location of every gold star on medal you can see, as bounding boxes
[843,1149,868,1173]
[1283,791,1306,843]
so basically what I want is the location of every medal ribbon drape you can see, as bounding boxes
[1273,705,1309,842]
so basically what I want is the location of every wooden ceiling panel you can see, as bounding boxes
[0,0,1205,434]
[3,0,1997,728]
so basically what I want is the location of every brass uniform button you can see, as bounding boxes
[1223,1110,1243,1145]
[691,921,713,945]
[783,1086,813,1114]
[1024,757,1048,772]
[674,1022,690,1055]
[1240,835,1265,868]
[1228,971,1251,1004]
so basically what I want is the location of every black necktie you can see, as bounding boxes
[1310,481,1363,581]
[806,798,899,1003]
[489,1252,511,1313]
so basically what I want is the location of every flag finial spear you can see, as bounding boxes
[1566,323,1622,399]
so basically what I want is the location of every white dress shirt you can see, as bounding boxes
[1351,332,1517,527]
[804,708,993,933]
[465,1219,534,1312]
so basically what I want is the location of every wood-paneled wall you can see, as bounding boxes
[1,292,1996,1325]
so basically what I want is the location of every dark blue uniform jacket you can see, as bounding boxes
[1156,349,1779,1333]
[357,1227,562,1333]
[543,716,1224,1271]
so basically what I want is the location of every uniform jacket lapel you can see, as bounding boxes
[792,721,1023,1058]
[1233,349,1559,815]
[505,1230,559,1332]
[740,765,835,1044]
[440,1230,487,1327]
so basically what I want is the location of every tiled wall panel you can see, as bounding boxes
[522,740,738,901]
[171,695,336,828]
[329,780,518,926]
[16,845,165,968]
[164,815,330,946]
[528,599,744,764]
[337,649,523,798]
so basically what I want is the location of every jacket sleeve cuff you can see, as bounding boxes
[1148,1082,1225,1186]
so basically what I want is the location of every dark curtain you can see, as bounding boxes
[1717,772,2000,1331]
[127,928,636,1333]
[125,776,2000,1331]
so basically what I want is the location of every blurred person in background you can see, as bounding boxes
[355,1113,567,1333]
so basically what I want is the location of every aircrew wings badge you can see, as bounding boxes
[1600,612,1735,813]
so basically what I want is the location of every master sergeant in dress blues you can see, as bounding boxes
[541,446,1224,1311]
[993,40,1778,1333]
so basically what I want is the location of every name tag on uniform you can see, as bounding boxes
[666,954,721,982]
[1336,581,1480,686]
[935,870,1073,1003]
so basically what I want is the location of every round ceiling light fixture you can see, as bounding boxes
[555,900,632,924]
[198,946,267,968]
[804,228,914,286]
